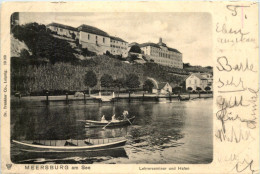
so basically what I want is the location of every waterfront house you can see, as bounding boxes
[185,73,209,92]
[200,73,213,90]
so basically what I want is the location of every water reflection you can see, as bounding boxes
[11,99,212,164]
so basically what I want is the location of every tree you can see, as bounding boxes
[100,74,113,93]
[129,45,141,53]
[173,86,182,95]
[143,80,154,93]
[196,87,202,98]
[113,78,125,97]
[71,32,76,40]
[125,74,140,98]
[205,86,211,94]
[187,87,193,99]
[105,50,111,56]
[84,71,97,95]
[125,74,140,90]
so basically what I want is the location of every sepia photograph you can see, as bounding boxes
[10,12,213,164]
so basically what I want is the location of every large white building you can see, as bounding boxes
[139,38,183,69]
[77,24,111,55]
[47,23,128,57]
[110,36,128,58]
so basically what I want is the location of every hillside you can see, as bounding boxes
[11,23,212,94]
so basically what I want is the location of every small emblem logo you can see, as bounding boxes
[6,164,12,170]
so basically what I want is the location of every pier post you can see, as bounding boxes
[84,92,86,104]
[46,91,49,105]
[66,92,69,104]
[128,91,131,102]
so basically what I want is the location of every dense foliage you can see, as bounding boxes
[125,74,140,90]
[143,80,154,93]
[100,74,113,89]
[12,23,78,64]
[183,63,213,73]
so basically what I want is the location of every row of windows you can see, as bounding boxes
[111,45,127,49]
[154,59,182,65]
[110,40,127,45]
[188,80,197,84]
[87,34,106,43]
[151,52,181,60]
[152,56,182,63]
[188,80,208,84]
[159,52,170,58]
[111,50,126,54]
[144,46,180,55]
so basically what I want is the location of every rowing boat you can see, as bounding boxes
[11,147,128,163]
[84,116,135,128]
[12,138,127,152]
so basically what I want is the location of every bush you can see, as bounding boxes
[81,48,97,57]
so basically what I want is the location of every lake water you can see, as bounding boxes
[11,99,213,164]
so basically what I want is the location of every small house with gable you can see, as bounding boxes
[152,82,172,94]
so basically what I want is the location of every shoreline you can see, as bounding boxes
[11,93,213,106]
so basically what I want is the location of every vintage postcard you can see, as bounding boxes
[1,1,259,174]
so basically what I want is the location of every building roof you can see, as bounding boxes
[139,42,161,49]
[155,82,171,90]
[189,73,208,80]
[110,36,127,43]
[168,47,181,54]
[77,24,110,37]
[139,42,181,54]
[47,22,78,31]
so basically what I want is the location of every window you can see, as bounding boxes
[60,28,63,32]
[103,38,105,43]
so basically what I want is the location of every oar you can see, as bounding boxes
[102,121,112,129]
[126,117,133,125]
[76,120,87,122]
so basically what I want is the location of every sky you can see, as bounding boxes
[19,12,212,66]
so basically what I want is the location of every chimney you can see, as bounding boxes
[159,37,162,44]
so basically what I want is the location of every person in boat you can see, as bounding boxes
[122,110,129,120]
[101,115,108,122]
[111,114,119,122]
